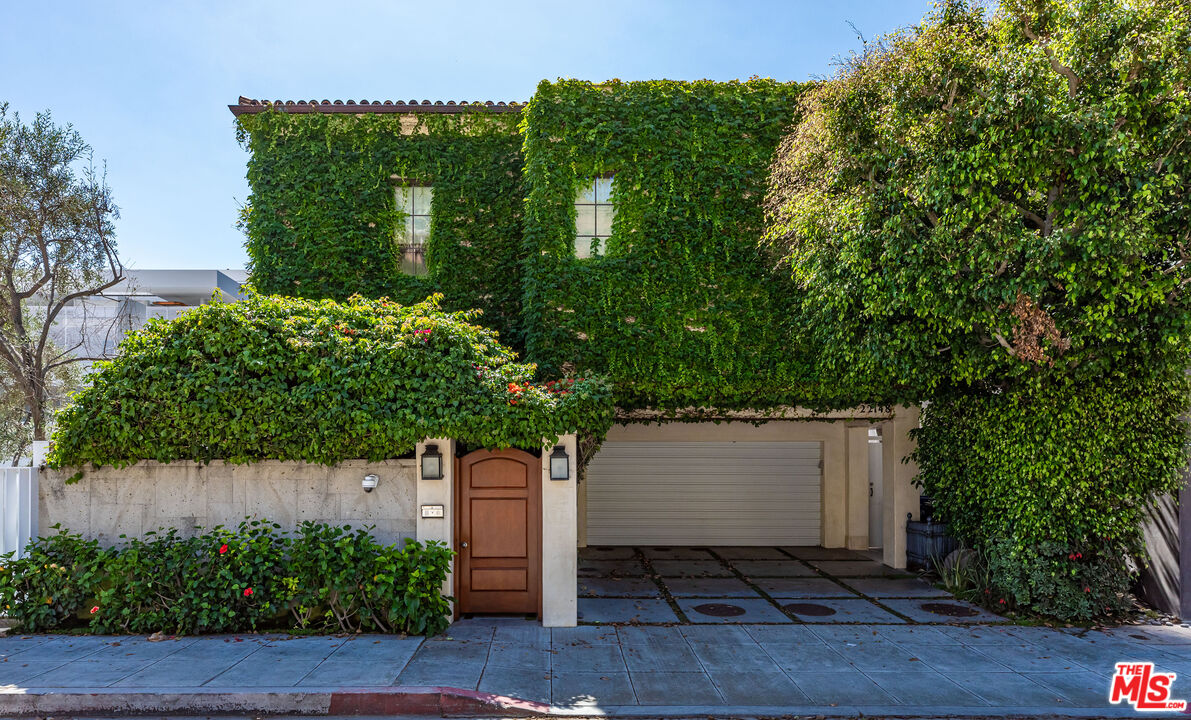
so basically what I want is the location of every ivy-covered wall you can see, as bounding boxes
[237,80,839,412]
[519,79,815,412]
[236,110,528,346]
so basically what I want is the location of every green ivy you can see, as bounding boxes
[48,292,614,470]
[236,109,528,347]
[237,80,844,414]
[0,521,454,635]
[913,371,1189,620]
[519,78,835,412]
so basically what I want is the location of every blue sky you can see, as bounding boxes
[1,1,932,270]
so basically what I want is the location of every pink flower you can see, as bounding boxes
[90,605,99,614]
[243,588,254,597]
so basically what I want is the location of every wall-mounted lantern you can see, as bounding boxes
[421,444,443,480]
[362,474,379,493]
[549,445,570,481]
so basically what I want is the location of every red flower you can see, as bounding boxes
[998,599,1006,604]
[1084,586,1091,593]
[219,544,229,555]
[243,588,254,597]
[90,605,99,614]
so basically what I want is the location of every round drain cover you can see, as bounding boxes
[783,602,837,617]
[693,603,746,617]
[920,602,980,617]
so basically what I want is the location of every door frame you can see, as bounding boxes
[454,448,542,617]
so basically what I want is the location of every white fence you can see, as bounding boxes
[0,467,37,559]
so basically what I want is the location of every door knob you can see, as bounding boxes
[461,541,469,548]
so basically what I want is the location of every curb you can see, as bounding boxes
[0,685,550,717]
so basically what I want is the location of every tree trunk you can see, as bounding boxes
[28,387,45,442]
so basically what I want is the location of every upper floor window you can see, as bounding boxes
[574,176,615,259]
[396,184,433,276]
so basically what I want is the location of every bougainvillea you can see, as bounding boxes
[48,293,613,471]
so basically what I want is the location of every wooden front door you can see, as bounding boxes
[456,449,541,615]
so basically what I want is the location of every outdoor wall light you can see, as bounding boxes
[362,474,379,493]
[550,445,570,481]
[421,444,443,480]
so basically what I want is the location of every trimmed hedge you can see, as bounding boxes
[0,520,453,635]
[48,293,614,471]
[913,372,1189,620]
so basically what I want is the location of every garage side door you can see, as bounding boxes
[585,441,821,546]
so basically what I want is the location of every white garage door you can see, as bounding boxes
[585,441,821,546]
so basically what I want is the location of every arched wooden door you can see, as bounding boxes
[456,448,541,615]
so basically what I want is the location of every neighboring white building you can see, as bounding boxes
[47,269,246,364]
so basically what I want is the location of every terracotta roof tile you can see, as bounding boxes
[230,96,524,116]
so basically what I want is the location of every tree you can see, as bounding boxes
[763,0,1191,620]
[764,0,1191,402]
[0,103,123,451]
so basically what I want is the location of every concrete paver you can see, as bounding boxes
[550,670,636,707]
[677,597,792,623]
[632,670,722,704]
[577,597,678,623]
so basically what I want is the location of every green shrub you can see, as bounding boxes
[914,373,1188,621]
[985,539,1133,620]
[0,521,453,636]
[284,521,452,635]
[48,292,614,471]
[0,529,106,631]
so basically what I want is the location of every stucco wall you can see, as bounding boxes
[40,460,417,546]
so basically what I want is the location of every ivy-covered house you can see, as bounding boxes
[229,80,924,622]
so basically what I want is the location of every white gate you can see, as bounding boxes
[0,467,38,558]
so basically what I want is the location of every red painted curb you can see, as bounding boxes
[329,686,550,717]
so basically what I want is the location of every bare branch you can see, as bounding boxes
[1019,17,1081,98]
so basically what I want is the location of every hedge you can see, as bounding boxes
[913,371,1189,620]
[0,520,453,635]
[48,292,614,471]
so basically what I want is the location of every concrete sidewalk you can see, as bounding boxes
[0,619,1188,716]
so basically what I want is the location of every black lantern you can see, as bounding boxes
[421,444,443,480]
[549,445,570,481]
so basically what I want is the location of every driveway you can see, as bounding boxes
[577,545,1001,624]
[400,618,1185,714]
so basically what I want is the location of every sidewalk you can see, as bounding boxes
[1,618,1188,716]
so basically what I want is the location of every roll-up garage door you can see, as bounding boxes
[585,441,822,546]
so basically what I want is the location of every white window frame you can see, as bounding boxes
[574,175,615,259]
[396,184,433,276]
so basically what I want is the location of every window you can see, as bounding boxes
[574,176,615,259]
[396,185,433,275]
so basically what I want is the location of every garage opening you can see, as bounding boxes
[584,441,822,546]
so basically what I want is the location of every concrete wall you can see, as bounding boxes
[542,434,578,627]
[415,439,456,614]
[881,405,922,569]
[40,460,418,546]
